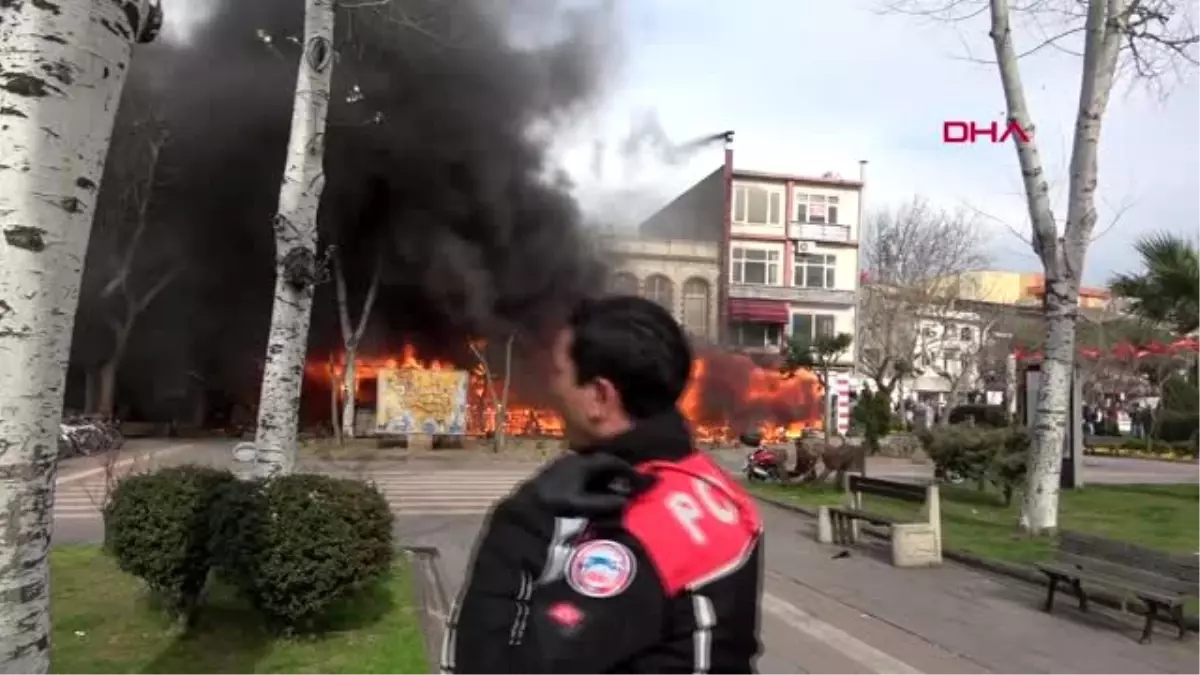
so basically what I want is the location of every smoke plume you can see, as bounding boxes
[71,0,622,417]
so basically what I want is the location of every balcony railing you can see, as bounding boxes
[789,222,853,243]
[728,283,855,305]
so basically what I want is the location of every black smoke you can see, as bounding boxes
[69,0,620,421]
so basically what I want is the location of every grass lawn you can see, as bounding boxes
[748,480,1200,566]
[51,545,428,674]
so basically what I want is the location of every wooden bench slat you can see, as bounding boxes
[1060,531,1199,583]
[828,507,899,526]
[848,476,927,503]
[1053,552,1197,597]
[1038,563,1191,606]
[1039,530,1196,644]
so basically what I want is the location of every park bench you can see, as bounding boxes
[816,475,943,568]
[1037,530,1198,644]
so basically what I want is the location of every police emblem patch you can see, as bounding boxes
[565,539,636,598]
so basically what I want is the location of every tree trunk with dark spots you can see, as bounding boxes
[248,0,336,478]
[0,2,162,671]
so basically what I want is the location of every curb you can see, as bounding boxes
[753,495,1200,633]
[399,545,451,674]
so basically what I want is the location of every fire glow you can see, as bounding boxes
[308,344,825,443]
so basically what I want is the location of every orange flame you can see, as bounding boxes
[310,344,824,443]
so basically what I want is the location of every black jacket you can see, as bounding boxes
[442,413,764,673]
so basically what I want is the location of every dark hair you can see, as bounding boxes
[569,295,692,419]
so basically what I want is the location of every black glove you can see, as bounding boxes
[535,452,656,517]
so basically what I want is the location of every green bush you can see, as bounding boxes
[103,466,236,619]
[851,390,892,452]
[1162,374,1199,413]
[209,473,394,630]
[1152,411,1199,444]
[919,425,1029,505]
[946,404,1009,428]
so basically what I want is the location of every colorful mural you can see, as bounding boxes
[375,367,469,435]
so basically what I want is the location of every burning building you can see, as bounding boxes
[309,341,828,444]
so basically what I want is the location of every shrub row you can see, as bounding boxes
[1087,437,1198,460]
[104,466,394,630]
[918,425,1029,505]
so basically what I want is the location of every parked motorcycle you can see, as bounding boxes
[740,432,785,482]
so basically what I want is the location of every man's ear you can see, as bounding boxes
[592,377,622,412]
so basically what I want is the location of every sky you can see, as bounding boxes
[555,0,1200,287]
[160,0,1199,287]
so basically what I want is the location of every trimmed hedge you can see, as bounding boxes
[919,425,1029,505]
[946,405,1009,428]
[104,467,394,632]
[103,466,236,620]
[209,473,394,630]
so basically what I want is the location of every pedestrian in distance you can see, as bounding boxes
[443,295,765,673]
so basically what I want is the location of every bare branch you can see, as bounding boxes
[131,266,182,317]
[858,196,991,395]
[354,255,383,344]
[333,249,353,344]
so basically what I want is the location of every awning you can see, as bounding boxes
[728,298,789,323]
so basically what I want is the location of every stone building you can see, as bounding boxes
[603,236,721,343]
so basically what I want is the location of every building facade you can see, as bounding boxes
[637,137,866,363]
[956,270,1112,310]
[603,236,721,342]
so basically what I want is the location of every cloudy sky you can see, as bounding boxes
[555,0,1199,286]
[161,0,1198,287]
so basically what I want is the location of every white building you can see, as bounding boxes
[635,137,866,365]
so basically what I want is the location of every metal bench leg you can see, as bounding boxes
[1140,600,1158,644]
[1042,575,1059,613]
[1170,604,1187,640]
[1071,579,1088,612]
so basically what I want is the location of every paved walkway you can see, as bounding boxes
[753,503,1195,673]
[53,444,1196,672]
[394,473,1196,674]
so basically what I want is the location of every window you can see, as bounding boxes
[731,322,783,349]
[732,184,783,226]
[610,272,638,295]
[791,313,835,342]
[644,275,674,311]
[942,348,961,373]
[681,278,710,337]
[960,326,974,342]
[731,246,781,285]
[794,193,840,224]
[794,253,836,289]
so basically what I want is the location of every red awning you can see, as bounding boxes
[728,299,789,323]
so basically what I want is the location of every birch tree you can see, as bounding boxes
[89,114,180,418]
[889,0,1197,533]
[859,198,988,400]
[332,250,381,439]
[469,335,516,452]
[250,0,337,478]
[0,2,162,671]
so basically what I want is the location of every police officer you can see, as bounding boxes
[443,295,764,674]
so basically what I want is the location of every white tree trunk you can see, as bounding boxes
[341,348,357,439]
[495,334,514,452]
[0,2,160,671]
[333,253,380,442]
[251,0,336,478]
[989,0,1121,533]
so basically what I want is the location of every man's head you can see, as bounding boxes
[545,295,693,447]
